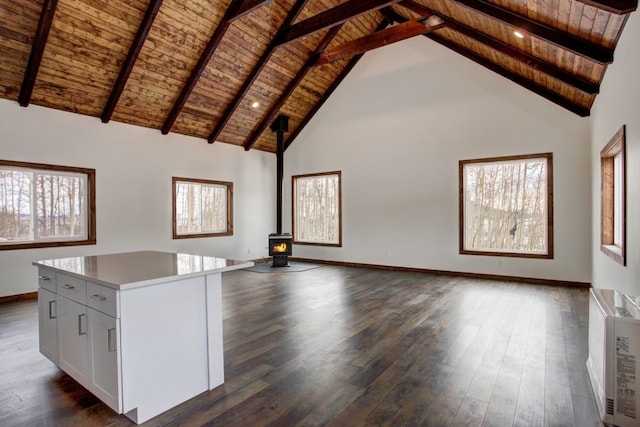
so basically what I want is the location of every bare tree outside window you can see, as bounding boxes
[293,171,341,246]
[459,153,553,258]
[0,160,95,250]
[172,177,233,239]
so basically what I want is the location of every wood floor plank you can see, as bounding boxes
[0,265,603,426]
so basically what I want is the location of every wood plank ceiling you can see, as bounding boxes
[0,0,636,153]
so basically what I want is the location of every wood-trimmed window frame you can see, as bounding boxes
[172,177,233,239]
[600,125,626,266]
[0,159,96,250]
[292,171,342,247]
[459,152,554,259]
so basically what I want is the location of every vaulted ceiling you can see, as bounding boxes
[0,0,636,153]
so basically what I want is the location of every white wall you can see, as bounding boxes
[591,11,640,295]
[0,100,275,297]
[285,36,592,283]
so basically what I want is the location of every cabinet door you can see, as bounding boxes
[38,287,58,364]
[87,307,122,412]
[57,295,89,387]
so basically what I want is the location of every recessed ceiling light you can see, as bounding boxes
[251,101,260,108]
[514,31,524,39]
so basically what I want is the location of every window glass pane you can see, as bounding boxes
[613,151,623,247]
[0,161,94,250]
[294,172,341,245]
[0,169,33,242]
[173,178,232,238]
[35,174,86,239]
[461,154,551,257]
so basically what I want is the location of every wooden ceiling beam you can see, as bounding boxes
[425,32,591,116]
[18,0,58,107]
[576,0,636,15]
[101,0,163,123]
[443,0,614,64]
[276,0,399,47]
[162,0,273,134]
[398,2,600,94]
[313,18,445,67]
[243,25,343,151]
[284,18,391,150]
[207,0,309,144]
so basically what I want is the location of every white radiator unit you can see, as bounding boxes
[587,288,640,427]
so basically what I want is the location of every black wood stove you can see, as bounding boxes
[269,114,292,268]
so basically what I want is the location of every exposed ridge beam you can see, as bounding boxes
[18,0,58,107]
[399,1,599,94]
[284,18,391,150]
[576,0,636,14]
[425,32,590,116]
[314,18,444,66]
[162,0,273,134]
[207,0,308,144]
[276,0,399,48]
[102,0,163,123]
[243,25,343,151]
[445,0,613,64]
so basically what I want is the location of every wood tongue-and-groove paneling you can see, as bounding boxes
[109,0,230,131]
[251,13,384,152]
[28,0,145,116]
[0,0,44,99]
[170,0,291,144]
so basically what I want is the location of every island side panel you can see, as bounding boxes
[205,273,224,389]
[120,276,209,424]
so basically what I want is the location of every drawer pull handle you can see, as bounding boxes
[108,328,117,352]
[61,284,75,290]
[90,294,107,302]
[48,300,56,319]
[39,275,51,281]
[78,313,87,336]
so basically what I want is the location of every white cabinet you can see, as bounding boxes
[88,307,121,412]
[38,287,57,364]
[57,295,89,387]
[38,269,121,412]
[35,251,253,424]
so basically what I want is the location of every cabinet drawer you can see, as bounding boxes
[87,282,118,318]
[57,273,87,304]
[38,267,56,293]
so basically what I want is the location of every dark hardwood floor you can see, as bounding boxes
[0,265,602,426]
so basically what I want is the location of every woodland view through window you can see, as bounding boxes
[600,125,626,265]
[0,160,95,250]
[173,177,233,238]
[460,153,553,258]
[293,171,341,246]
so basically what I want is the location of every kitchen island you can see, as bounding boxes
[34,250,253,424]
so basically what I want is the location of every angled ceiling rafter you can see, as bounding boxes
[443,0,614,64]
[276,0,399,48]
[243,24,344,151]
[161,0,274,135]
[313,17,445,66]
[206,0,310,144]
[18,0,59,107]
[399,1,600,94]
[284,18,391,150]
[426,32,591,116]
[101,0,164,123]
[576,0,637,14]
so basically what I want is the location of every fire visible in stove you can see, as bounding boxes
[269,233,292,267]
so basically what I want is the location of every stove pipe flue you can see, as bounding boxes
[270,114,289,235]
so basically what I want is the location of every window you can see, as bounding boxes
[459,153,553,258]
[600,125,626,266]
[0,160,96,250]
[172,177,233,239]
[293,171,341,246]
